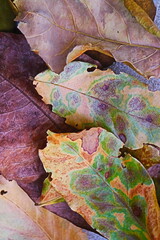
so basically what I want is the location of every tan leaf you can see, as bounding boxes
[0,175,89,240]
[14,0,160,78]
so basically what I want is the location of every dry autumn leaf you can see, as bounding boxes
[0,175,89,240]
[34,61,160,149]
[0,33,93,231]
[14,0,160,78]
[39,127,160,240]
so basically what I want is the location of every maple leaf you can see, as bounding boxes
[39,127,160,240]
[34,61,160,149]
[0,175,89,240]
[14,0,160,78]
[0,33,93,231]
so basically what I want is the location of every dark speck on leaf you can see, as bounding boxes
[0,190,7,195]
[132,205,142,218]
[105,171,110,179]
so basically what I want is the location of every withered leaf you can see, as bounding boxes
[39,127,160,240]
[14,0,160,78]
[34,61,160,149]
[0,175,89,240]
[0,33,92,231]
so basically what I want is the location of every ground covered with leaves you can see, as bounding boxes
[0,0,160,240]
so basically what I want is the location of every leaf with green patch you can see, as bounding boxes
[34,61,160,149]
[39,127,160,240]
[14,0,160,78]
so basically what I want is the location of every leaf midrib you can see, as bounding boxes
[23,11,160,50]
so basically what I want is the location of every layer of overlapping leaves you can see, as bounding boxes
[1,0,160,239]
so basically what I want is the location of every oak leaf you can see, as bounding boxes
[39,127,160,240]
[14,0,160,78]
[34,61,160,149]
[0,175,89,240]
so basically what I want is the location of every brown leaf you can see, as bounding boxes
[0,33,92,231]
[124,0,159,37]
[130,0,156,20]
[0,175,89,240]
[14,0,160,78]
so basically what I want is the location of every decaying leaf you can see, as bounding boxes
[37,175,65,206]
[121,144,160,169]
[0,33,93,231]
[34,61,160,149]
[124,0,159,36]
[0,175,89,240]
[14,0,160,78]
[0,32,60,199]
[39,127,160,240]
[130,0,156,20]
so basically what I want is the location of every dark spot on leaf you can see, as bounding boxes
[145,115,153,123]
[128,97,146,111]
[75,124,78,127]
[119,133,126,143]
[102,84,109,91]
[0,190,7,195]
[132,205,142,218]
[105,171,110,179]
[117,31,119,33]
[87,67,96,72]
[98,103,107,111]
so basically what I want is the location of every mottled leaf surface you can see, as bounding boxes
[0,175,88,240]
[14,0,160,78]
[35,61,160,149]
[122,144,160,169]
[39,127,160,240]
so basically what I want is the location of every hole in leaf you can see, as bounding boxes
[75,50,115,70]
[87,67,96,72]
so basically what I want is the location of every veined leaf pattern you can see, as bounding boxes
[39,127,160,240]
[15,0,160,78]
[35,61,160,149]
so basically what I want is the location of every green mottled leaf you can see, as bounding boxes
[34,61,160,149]
[39,127,160,240]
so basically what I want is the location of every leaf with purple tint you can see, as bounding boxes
[34,61,160,149]
[39,127,160,240]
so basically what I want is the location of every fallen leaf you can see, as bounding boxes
[0,175,89,240]
[131,0,156,20]
[14,0,160,78]
[124,0,159,36]
[0,32,93,231]
[121,144,160,168]
[34,61,160,149]
[37,175,65,206]
[39,127,160,240]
